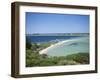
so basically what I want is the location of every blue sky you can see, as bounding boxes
[26,12,89,34]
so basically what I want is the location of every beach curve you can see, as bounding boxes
[39,38,81,55]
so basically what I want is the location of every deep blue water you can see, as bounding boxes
[26,36,81,43]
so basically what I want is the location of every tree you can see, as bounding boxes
[26,37,32,49]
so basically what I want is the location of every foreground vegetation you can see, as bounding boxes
[26,40,89,67]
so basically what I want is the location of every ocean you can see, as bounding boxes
[40,37,89,56]
[26,36,89,56]
[26,36,80,43]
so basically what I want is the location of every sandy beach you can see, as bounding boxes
[39,39,76,54]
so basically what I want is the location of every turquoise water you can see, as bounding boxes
[44,37,89,56]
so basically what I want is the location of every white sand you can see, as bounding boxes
[39,39,75,54]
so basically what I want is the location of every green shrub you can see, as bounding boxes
[26,42,89,67]
[66,53,89,64]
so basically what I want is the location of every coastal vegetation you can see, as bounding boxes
[26,40,89,67]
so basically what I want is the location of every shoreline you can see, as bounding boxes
[39,38,79,54]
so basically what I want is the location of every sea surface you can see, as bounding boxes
[26,36,80,43]
[26,36,89,56]
[42,37,89,56]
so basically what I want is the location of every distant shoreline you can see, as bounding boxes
[26,33,89,36]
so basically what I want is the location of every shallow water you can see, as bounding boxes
[41,37,89,57]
